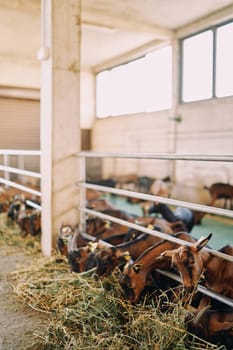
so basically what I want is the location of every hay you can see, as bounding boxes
[0,213,40,254]
[10,256,224,350]
[0,210,225,350]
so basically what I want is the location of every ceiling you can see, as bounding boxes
[0,0,233,74]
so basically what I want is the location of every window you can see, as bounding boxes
[182,31,213,102]
[181,20,233,102]
[216,22,233,97]
[96,46,172,118]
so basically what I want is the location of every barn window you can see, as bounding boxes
[216,21,233,97]
[181,20,233,102]
[96,46,172,118]
[181,30,213,102]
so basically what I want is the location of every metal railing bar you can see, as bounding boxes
[156,269,233,308]
[78,229,233,307]
[80,207,193,245]
[0,178,41,197]
[77,151,233,162]
[78,182,233,219]
[0,165,41,179]
[80,207,233,263]
[26,200,42,210]
[81,209,233,306]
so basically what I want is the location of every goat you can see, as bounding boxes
[94,231,164,278]
[140,178,172,216]
[159,235,233,299]
[78,216,187,278]
[92,215,188,279]
[204,182,233,209]
[7,197,25,222]
[7,197,41,236]
[87,177,117,189]
[87,198,116,211]
[57,227,98,272]
[67,228,160,276]
[57,225,88,257]
[17,210,41,236]
[86,188,103,201]
[58,225,129,272]
[185,305,233,349]
[86,208,135,237]
[0,200,9,213]
[68,243,97,273]
[119,232,195,303]
[115,174,139,191]
[148,203,206,232]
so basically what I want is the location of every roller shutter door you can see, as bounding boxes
[0,97,40,149]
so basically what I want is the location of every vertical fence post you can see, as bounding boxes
[79,155,86,232]
[3,154,10,187]
[18,155,25,184]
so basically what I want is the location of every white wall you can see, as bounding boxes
[0,60,40,88]
[91,95,233,203]
[80,70,96,129]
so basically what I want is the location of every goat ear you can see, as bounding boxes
[147,224,154,230]
[133,264,143,274]
[156,250,173,260]
[88,242,98,252]
[104,221,111,228]
[195,233,212,251]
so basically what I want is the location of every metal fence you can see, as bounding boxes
[77,151,233,307]
[0,149,41,209]
[0,149,232,307]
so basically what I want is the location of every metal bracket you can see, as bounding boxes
[169,115,182,123]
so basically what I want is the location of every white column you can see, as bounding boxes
[40,0,81,255]
[168,39,179,182]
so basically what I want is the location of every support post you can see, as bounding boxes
[40,0,81,255]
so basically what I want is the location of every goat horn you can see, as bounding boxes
[196,233,212,251]
[192,305,211,325]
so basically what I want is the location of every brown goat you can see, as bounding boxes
[93,216,188,279]
[160,236,233,299]
[68,243,97,273]
[94,232,163,278]
[57,225,89,257]
[186,305,233,348]
[204,182,233,209]
[119,232,195,303]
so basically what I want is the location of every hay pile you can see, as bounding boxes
[0,213,40,254]
[1,213,224,349]
[10,256,223,350]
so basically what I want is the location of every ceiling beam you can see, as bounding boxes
[176,3,233,38]
[93,38,171,73]
[82,17,174,40]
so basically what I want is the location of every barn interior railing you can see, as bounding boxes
[0,149,232,307]
[0,149,41,209]
[77,151,233,307]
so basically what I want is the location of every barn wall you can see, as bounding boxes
[91,96,233,203]
[92,110,173,179]
[0,61,40,89]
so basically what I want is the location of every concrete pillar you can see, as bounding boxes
[40,0,81,255]
[168,39,179,182]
